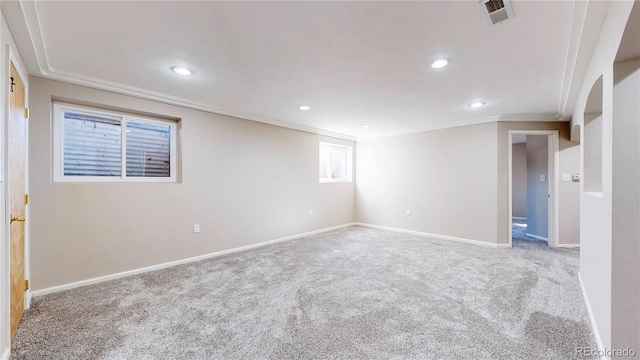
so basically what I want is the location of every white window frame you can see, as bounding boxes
[319,142,353,183]
[52,102,178,183]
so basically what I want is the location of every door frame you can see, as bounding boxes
[1,45,30,351]
[507,130,560,247]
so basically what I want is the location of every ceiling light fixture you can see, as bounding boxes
[469,102,485,108]
[298,105,310,111]
[431,59,450,69]
[362,125,370,128]
[171,66,193,76]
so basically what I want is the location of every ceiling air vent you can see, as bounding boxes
[479,0,514,25]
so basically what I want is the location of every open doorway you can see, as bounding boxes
[511,134,550,245]
[508,130,559,247]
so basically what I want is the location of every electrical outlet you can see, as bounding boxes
[406,209,411,216]
[193,224,200,234]
[309,209,313,216]
[562,173,571,182]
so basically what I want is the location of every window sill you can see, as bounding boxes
[319,179,352,184]
[54,176,177,184]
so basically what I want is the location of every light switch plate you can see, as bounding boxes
[540,174,546,182]
[562,173,571,182]
[193,224,200,233]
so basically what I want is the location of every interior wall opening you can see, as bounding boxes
[583,75,604,194]
[511,134,551,246]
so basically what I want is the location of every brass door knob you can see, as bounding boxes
[10,215,25,223]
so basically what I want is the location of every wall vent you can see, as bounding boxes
[479,0,514,25]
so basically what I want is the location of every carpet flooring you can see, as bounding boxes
[11,226,595,359]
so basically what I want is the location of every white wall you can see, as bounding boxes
[511,143,527,218]
[584,113,603,192]
[526,135,549,239]
[29,77,355,292]
[580,68,613,350]
[356,121,580,247]
[356,122,499,244]
[611,59,640,356]
[570,0,636,352]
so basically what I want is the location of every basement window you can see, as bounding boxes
[53,102,178,182]
[319,142,352,183]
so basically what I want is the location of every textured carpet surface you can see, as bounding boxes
[12,226,595,359]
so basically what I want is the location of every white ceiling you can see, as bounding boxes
[5,1,586,140]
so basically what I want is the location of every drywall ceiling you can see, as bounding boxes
[6,1,580,139]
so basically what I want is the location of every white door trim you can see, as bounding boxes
[508,130,560,247]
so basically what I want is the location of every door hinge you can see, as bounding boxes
[24,108,29,119]
[24,194,29,205]
[25,280,29,291]
[10,77,15,93]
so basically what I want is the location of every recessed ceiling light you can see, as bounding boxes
[362,125,370,128]
[298,105,310,111]
[171,66,193,76]
[469,102,485,108]
[431,59,450,69]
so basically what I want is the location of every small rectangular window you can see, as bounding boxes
[63,111,122,177]
[53,102,178,182]
[125,121,171,178]
[319,142,352,183]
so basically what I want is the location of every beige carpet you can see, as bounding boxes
[11,226,595,359]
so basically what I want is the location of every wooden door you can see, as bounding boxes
[9,63,27,339]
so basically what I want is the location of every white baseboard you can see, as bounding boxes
[578,272,607,360]
[522,232,578,248]
[1,348,9,360]
[512,216,527,221]
[525,232,549,241]
[354,223,510,248]
[32,223,356,297]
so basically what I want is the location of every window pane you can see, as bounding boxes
[63,111,122,176]
[319,142,351,182]
[126,121,171,177]
[330,147,345,179]
[319,146,330,179]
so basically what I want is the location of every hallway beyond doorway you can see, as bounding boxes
[512,218,548,245]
